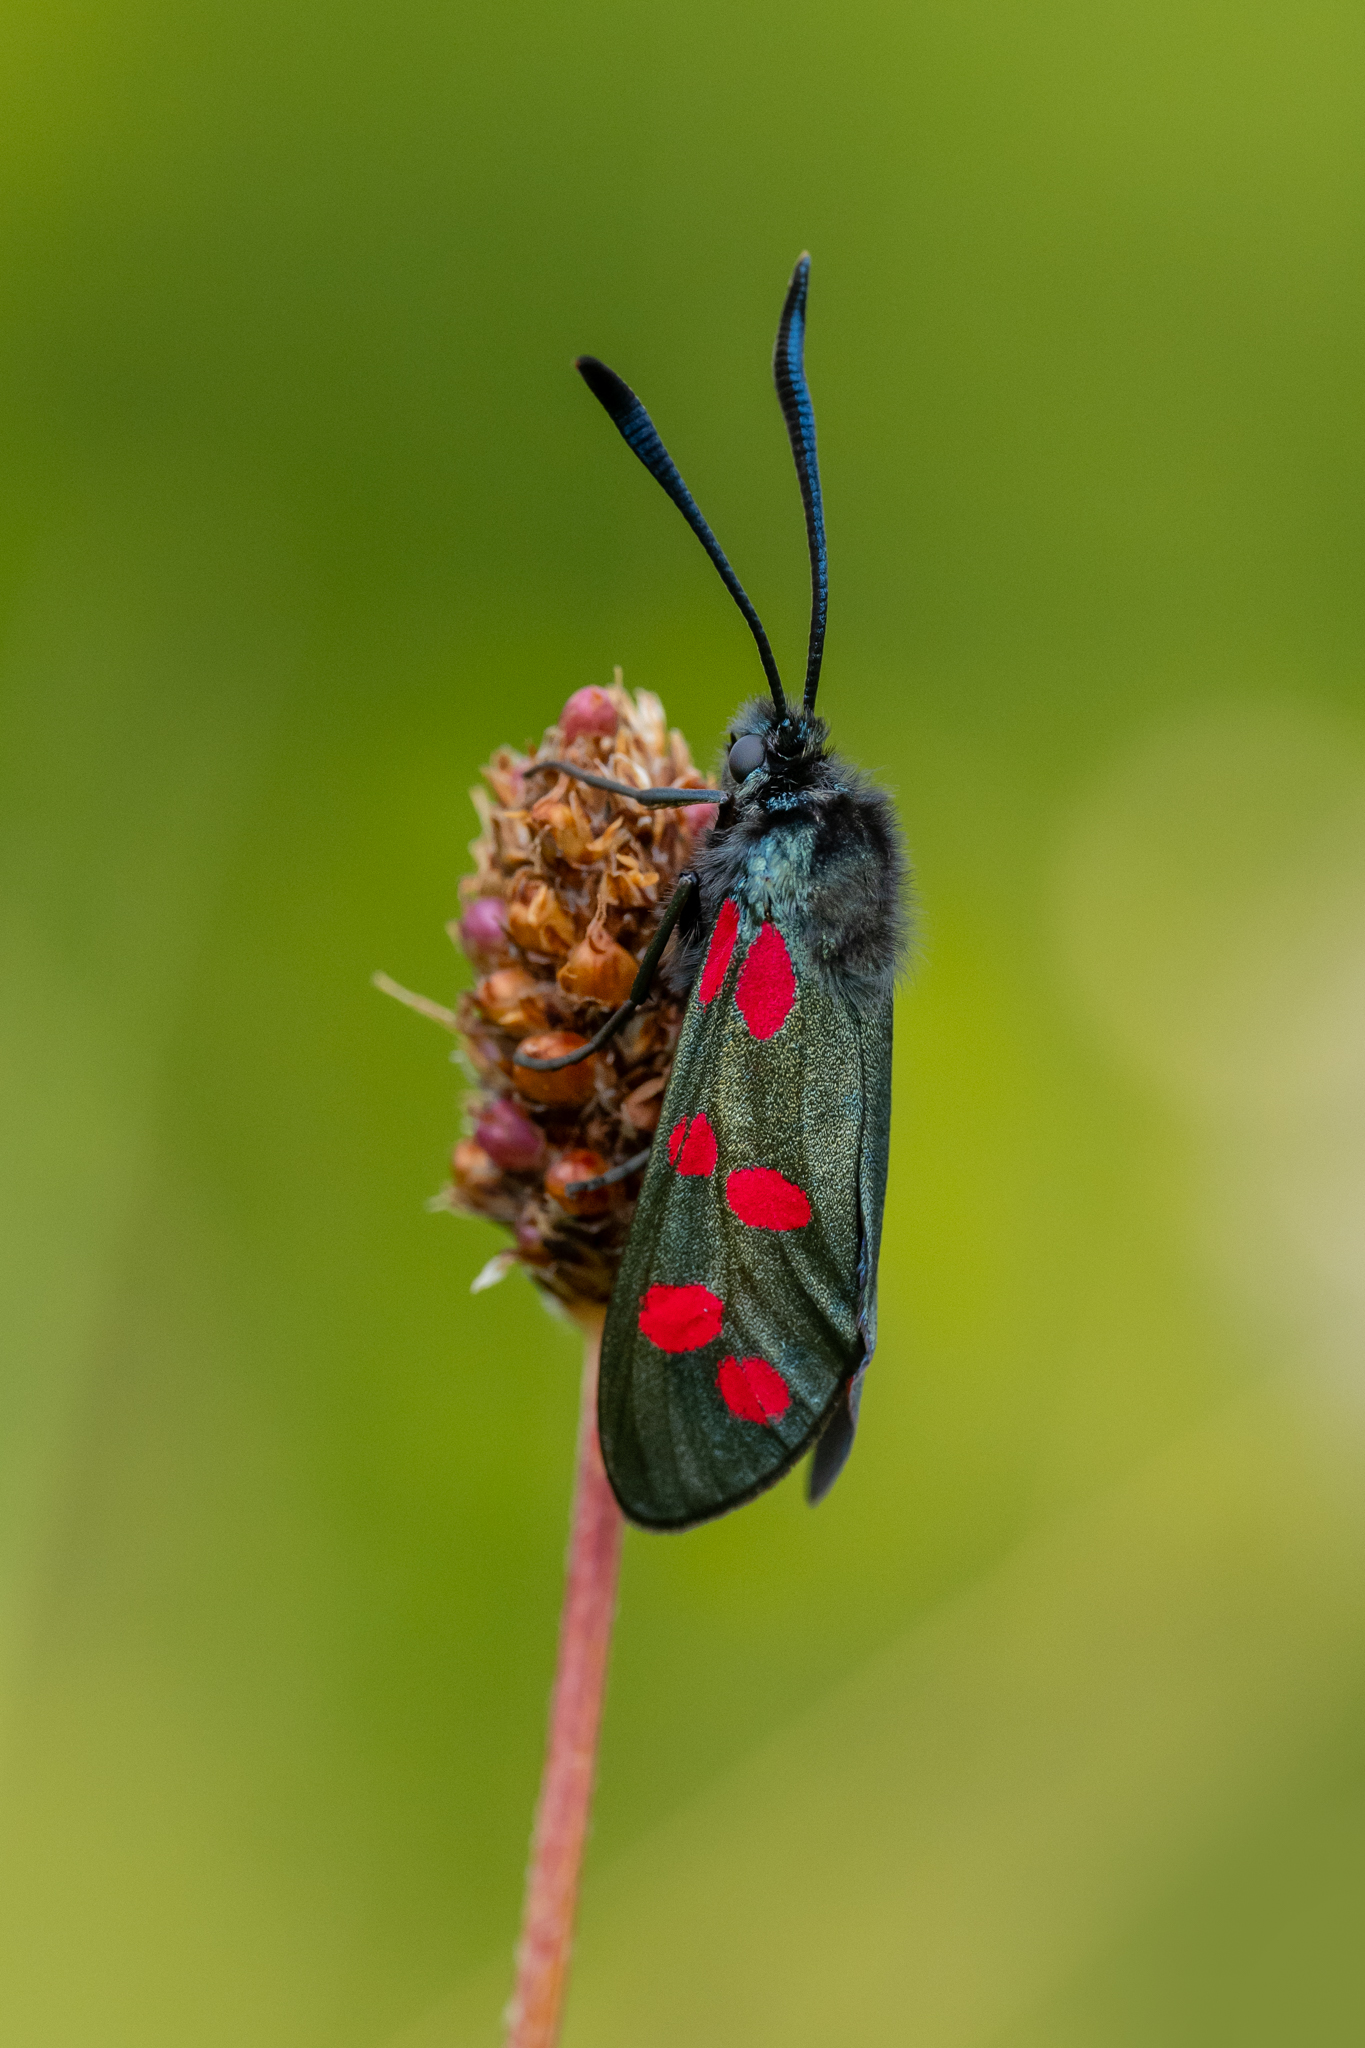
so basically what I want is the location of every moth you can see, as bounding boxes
[517,255,908,1529]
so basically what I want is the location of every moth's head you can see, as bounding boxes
[720,696,830,810]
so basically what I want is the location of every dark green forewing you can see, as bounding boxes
[598,902,892,1529]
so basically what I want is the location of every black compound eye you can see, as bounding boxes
[727,734,767,781]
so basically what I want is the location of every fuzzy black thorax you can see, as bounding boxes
[665,694,910,1011]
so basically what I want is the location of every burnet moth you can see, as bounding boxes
[516,255,909,1529]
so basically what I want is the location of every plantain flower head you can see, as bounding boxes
[444,674,716,1305]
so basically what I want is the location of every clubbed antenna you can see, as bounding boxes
[773,253,828,713]
[576,355,788,718]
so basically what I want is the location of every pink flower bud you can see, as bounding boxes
[684,802,719,840]
[475,1096,547,1172]
[560,686,618,741]
[458,896,508,960]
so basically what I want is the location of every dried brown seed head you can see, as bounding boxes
[508,877,579,958]
[545,1150,614,1217]
[473,967,553,1037]
[452,1138,502,1197]
[437,676,713,1305]
[513,1033,599,1107]
[557,918,638,1008]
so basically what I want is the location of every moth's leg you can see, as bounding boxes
[621,867,699,1002]
[527,760,718,810]
[513,870,699,1072]
[563,1145,652,1196]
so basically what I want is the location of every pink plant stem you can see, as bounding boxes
[505,1306,623,2048]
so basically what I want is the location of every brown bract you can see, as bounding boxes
[446,676,714,1305]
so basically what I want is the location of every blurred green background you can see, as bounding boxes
[3,1,1365,2042]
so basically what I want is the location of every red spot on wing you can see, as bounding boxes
[674,1112,717,1177]
[725,1166,811,1231]
[637,1283,723,1353]
[667,1119,687,1165]
[734,922,796,1039]
[698,898,740,1005]
[717,1355,791,1425]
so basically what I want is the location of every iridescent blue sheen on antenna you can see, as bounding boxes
[773,253,828,712]
[574,354,789,718]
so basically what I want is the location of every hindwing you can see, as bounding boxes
[598,898,892,1528]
